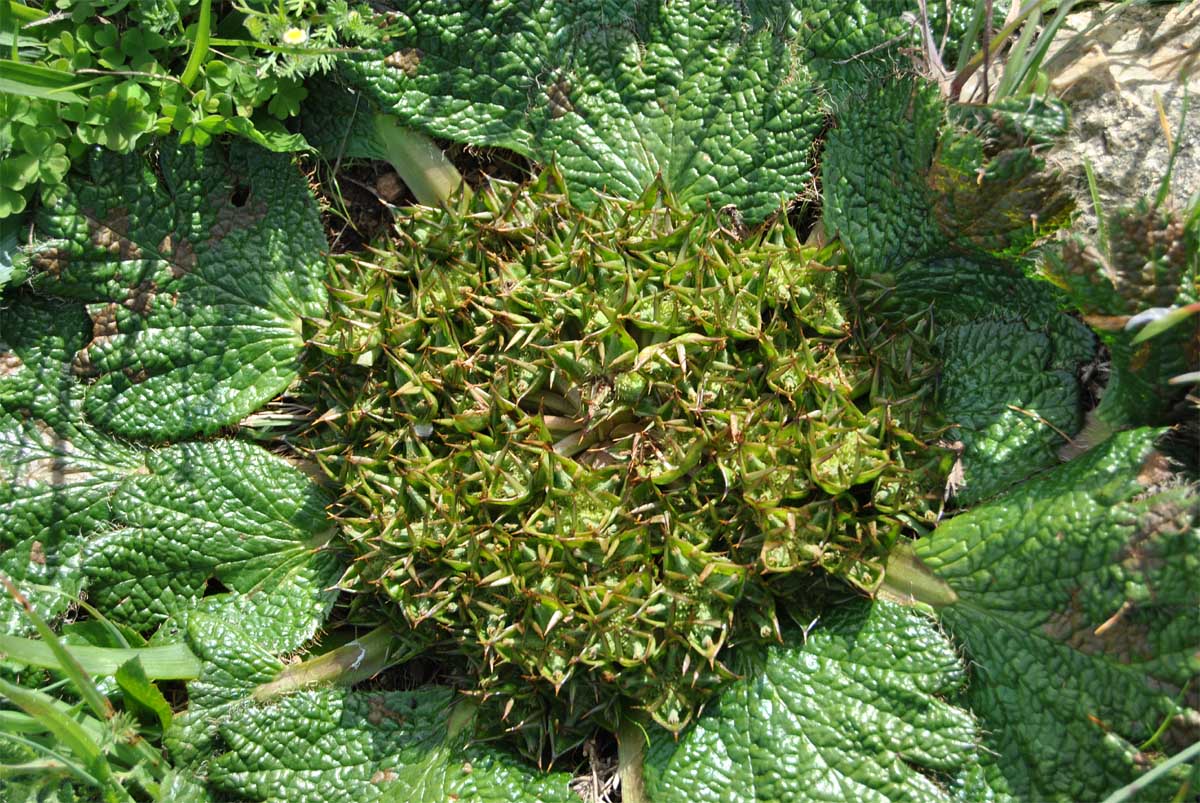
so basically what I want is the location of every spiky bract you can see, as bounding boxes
[304,172,946,759]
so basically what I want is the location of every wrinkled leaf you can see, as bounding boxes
[644,600,981,802]
[81,439,338,632]
[0,301,140,633]
[27,139,326,440]
[163,566,345,769]
[205,690,576,803]
[823,79,946,276]
[885,428,1200,801]
[824,81,1075,276]
[0,299,341,637]
[874,256,1094,504]
[341,0,826,222]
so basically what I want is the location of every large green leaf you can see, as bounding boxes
[163,570,345,769]
[81,439,339,632]
[0,301,141,633]
[26,139,326,440]
[165,601,574,803]
[205,689,576,803]
[874,256,1094,504]
[884,428,1200,800]
[340,0,826,222]
[0,299,340,637]
[823,82,1074,276]
[822,79,946,276]
[644,600,981,802]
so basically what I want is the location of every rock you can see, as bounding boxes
[1042,2,1199,231]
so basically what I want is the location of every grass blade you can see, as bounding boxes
[179,0,211,88]
[0,634,201,679]
[0,679,106,780]
[0,60,87,102]
[0,731,102,788]
[1101,740,1200,803]
[1,575,113,721]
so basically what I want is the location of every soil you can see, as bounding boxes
[313,142,536,254]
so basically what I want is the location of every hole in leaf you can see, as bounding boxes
[230,184,251,207]
[203,577,231,597]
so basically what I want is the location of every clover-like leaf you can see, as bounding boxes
[644,599,980,802]
[883,428,1200,801]
[340,0,826,222]
[27,139,326,440]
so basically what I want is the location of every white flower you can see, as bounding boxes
[281,26,309,46]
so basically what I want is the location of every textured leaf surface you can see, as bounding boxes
[902,428,1200,801]
[644,600,980,802]
[0,301,141,634]
[166,595,570,803]
[824,82,1075,275]
[205,689,575,803]
[81,439,338,632]
[26,140,326,440]
[0,299,340,637]
[929,99,1074,258]
[822,79,946,276]
[879,257,1094,504]
[163,570,343,768]
[1044,200,1198,436]
[341,0,826,222]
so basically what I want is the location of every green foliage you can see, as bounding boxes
[882,428,1200,800]
[340,0,828,222]
[0,95,71,218]
[305,171,947,756]
[1,2,1197,801]
[25,139,327,439]
[205,690,576,803]
[0,301,141,635]
[868,256,1095,505]
[0,0,384,218]
[0,294,341,640]
[644,599,981,802]
[823,79,1075,276]
[161,589,567,802]
[823,79,946,275]
[1044,197,1199,434]
[0,580,188,802]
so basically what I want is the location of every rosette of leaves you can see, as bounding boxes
[304,171,947,759]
